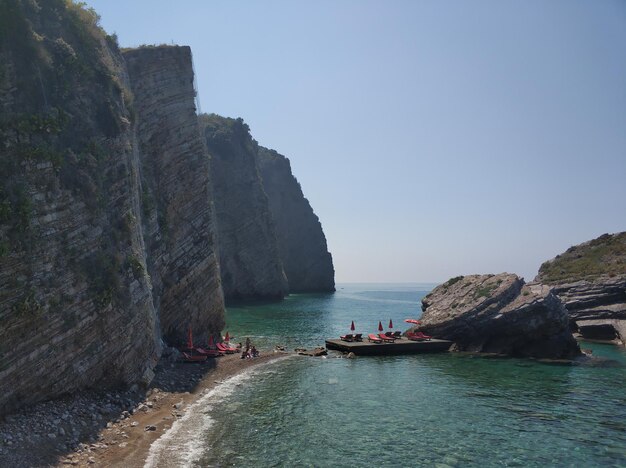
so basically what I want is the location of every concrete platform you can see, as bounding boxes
[325,337,453,355]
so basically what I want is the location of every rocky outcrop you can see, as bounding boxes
[199,114,288,300]
[418,274,580,358]
[123,47,225,343]
[0,1,159,415]
[256,147,335,292]
[536,232,626,345]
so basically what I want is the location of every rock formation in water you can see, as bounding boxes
[418,274,580,358]
[123,48,225,342]
[0,1,159,415]
[199,114,288,300]
[256,147,335,292]
[536,232,626,345]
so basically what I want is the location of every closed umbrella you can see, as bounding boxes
[389,319,394,329]
[225,331,230,342]
[350,321,355,332]
[208,334,215,349]
[378,321,383,332]
[186,325,193,350]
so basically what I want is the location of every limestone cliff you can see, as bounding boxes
[199,114,288,300]
[536,232,626,344]
[256,147,335,292]
[418,274,580,358]
[0,2,226,416]
[123,47,225,342]
[0,0,334,417]
[0,0,158,415]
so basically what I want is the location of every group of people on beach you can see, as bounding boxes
[240,337,260,359]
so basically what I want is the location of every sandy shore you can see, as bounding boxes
[0,351,288,468]
[75,352,287,468]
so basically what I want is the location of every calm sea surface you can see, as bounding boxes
[156,284,626,467]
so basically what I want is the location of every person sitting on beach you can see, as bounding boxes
[251,346,259,358]
[240,350,246,359]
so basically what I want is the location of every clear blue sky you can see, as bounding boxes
[85,0,626,283]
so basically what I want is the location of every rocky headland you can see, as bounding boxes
[199,114,288,300]
[417,273,581,358]
[536,232,626,345]
[257,146,335,292]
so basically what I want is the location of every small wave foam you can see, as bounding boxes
[144,356,293,468]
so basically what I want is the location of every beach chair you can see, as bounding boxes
[180,352,207,363]
[216,342,237,354]
[378,333,395,343]
[196,347,224,357]
[353,333,363,342]
[414,331,432,340]
[406,332,430,341]
[340,334,354,342]
[368,333,383,343]
[392,331,402,339]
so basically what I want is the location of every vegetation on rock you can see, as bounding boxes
[537,232,626,283]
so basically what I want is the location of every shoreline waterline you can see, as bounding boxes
[143,354,295,468]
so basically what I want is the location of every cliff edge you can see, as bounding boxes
[123,46,225,343]
[0,0,158,415]
[256,147,335,292]
[199,114,288,300]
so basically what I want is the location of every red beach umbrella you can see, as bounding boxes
[225,331,230,342]
[378,321,383,332]
[187,325,193,350]
[404,319,421,325]
[389,319,394,329]
[350,321,355,332]
[208,334,215,349]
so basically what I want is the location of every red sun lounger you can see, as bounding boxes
[216,343,237,354]
[196,347,224,357]
[378,333,395,342]
[181,352,207,363]
[368,333,383,343]
[406,332,431,341]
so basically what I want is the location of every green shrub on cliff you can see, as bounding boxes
[538,232,626,283]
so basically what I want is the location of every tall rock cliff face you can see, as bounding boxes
[256,147,335,292]
[123,47,225,342]
[536,232,626,344]
[199,114,288,300]
[0,1,158,415]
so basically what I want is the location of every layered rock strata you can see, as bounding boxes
[0,0,159,415]
[418,274,580,358]
[256,147,335,292]
[199,114,288,300]
[123,47,225,343]
[537,232,626,345]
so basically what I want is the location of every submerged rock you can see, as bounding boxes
[297,347,328,357]
[418,274,580,358]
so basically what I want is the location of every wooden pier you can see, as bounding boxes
[325,337,452,356]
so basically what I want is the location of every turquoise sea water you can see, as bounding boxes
[177,284,626,467]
